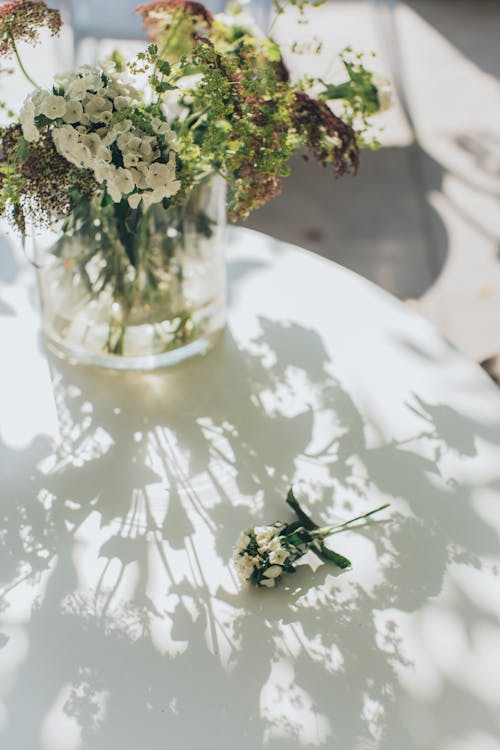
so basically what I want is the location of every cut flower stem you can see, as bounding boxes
[317,502,391,537]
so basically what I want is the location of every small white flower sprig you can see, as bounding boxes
[233,488,390,588]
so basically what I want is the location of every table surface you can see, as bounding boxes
[1,226,500,750]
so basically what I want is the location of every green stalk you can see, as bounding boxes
[286,487,318,529]
[179,106,210,135]
[9,35,40,89]
[152,13,185,104]
[320,82,351,100]
[157,13,185,60]
[317,503,391,538]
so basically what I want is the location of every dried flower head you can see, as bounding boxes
[0,0,61,56]
[136,0,213,35]
[292,91,359,177]
[0,123,97,231]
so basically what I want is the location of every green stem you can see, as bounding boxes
[317,503,390,538]
[180,106,210,135]
[286,487,318,529]
[321,82,351,100]
[10,35,40,89]
[157,14,184,62]
[150,16,185,105]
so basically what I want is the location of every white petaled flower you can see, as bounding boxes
[113,95,132,112]
[123,152,141,168]
[233,552,259,583]
[255,526,275,547]
[85,95,113,124]
[262,565,282,580]
[151,116,173,136]
[269,547,289,565]
[120,135,144,168]
[69,144,91,168]
[141,189,164,210]
[67,143,92,168]
[63,100,83,124]
[214,10,264,40]
[39,94,67,120]
[52,123,81,147]
[127,192,142,210]
[259,578,275,588]
[136,153,180,206]
[67,71,102,98]
[20,99,39,142]
[139,138,154,160]
[106,167,134,202]
[232,522,293,587]
[94,162,115,184]
[123,136,157,168]
[81,133,111,163]
[99,119,132,146]
[146,152,178,188]
[53,72,72,89]
[116,131,134,151]
[145,183,180,208]
[114,119,133,134]
[235,531,251,551]
[99,58,117,77]
[130,163,149,190]
[29,89,45,112]
[52,124,92,168]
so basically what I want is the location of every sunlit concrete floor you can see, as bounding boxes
[246,0,500,373]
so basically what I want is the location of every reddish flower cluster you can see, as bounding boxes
[0,124,97,231]
[135,0,214,30]
[292,91,359,177]
[0,0,61,56]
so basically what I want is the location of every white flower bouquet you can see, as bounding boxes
[233,488,390,588]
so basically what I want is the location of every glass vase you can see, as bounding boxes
[34,177,226,370]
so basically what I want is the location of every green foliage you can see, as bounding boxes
[317,50,386,149]
[135,1,384,218]
[15,136,30,163]
[0,0,387,228]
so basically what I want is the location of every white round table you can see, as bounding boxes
[1,227,500,750]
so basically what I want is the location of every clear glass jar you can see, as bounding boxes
[34,177,226,370]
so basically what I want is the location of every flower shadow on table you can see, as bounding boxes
[1,312,500,749]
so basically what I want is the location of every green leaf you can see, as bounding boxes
[319,82,351,101]
[263,39,282,63]
[148,43,159,59]
[157,60,171,76]
[286,487,318,530]
[285,528,311,549]
[195,209,215,238]
[316,542,351,569]
[153,79,177,93]
[15,137,30,163]
[111,49,125,71]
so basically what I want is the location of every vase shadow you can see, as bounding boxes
[1,315,500,749]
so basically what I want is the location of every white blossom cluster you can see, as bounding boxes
[20,64,180,209]
[232,524,299,588]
